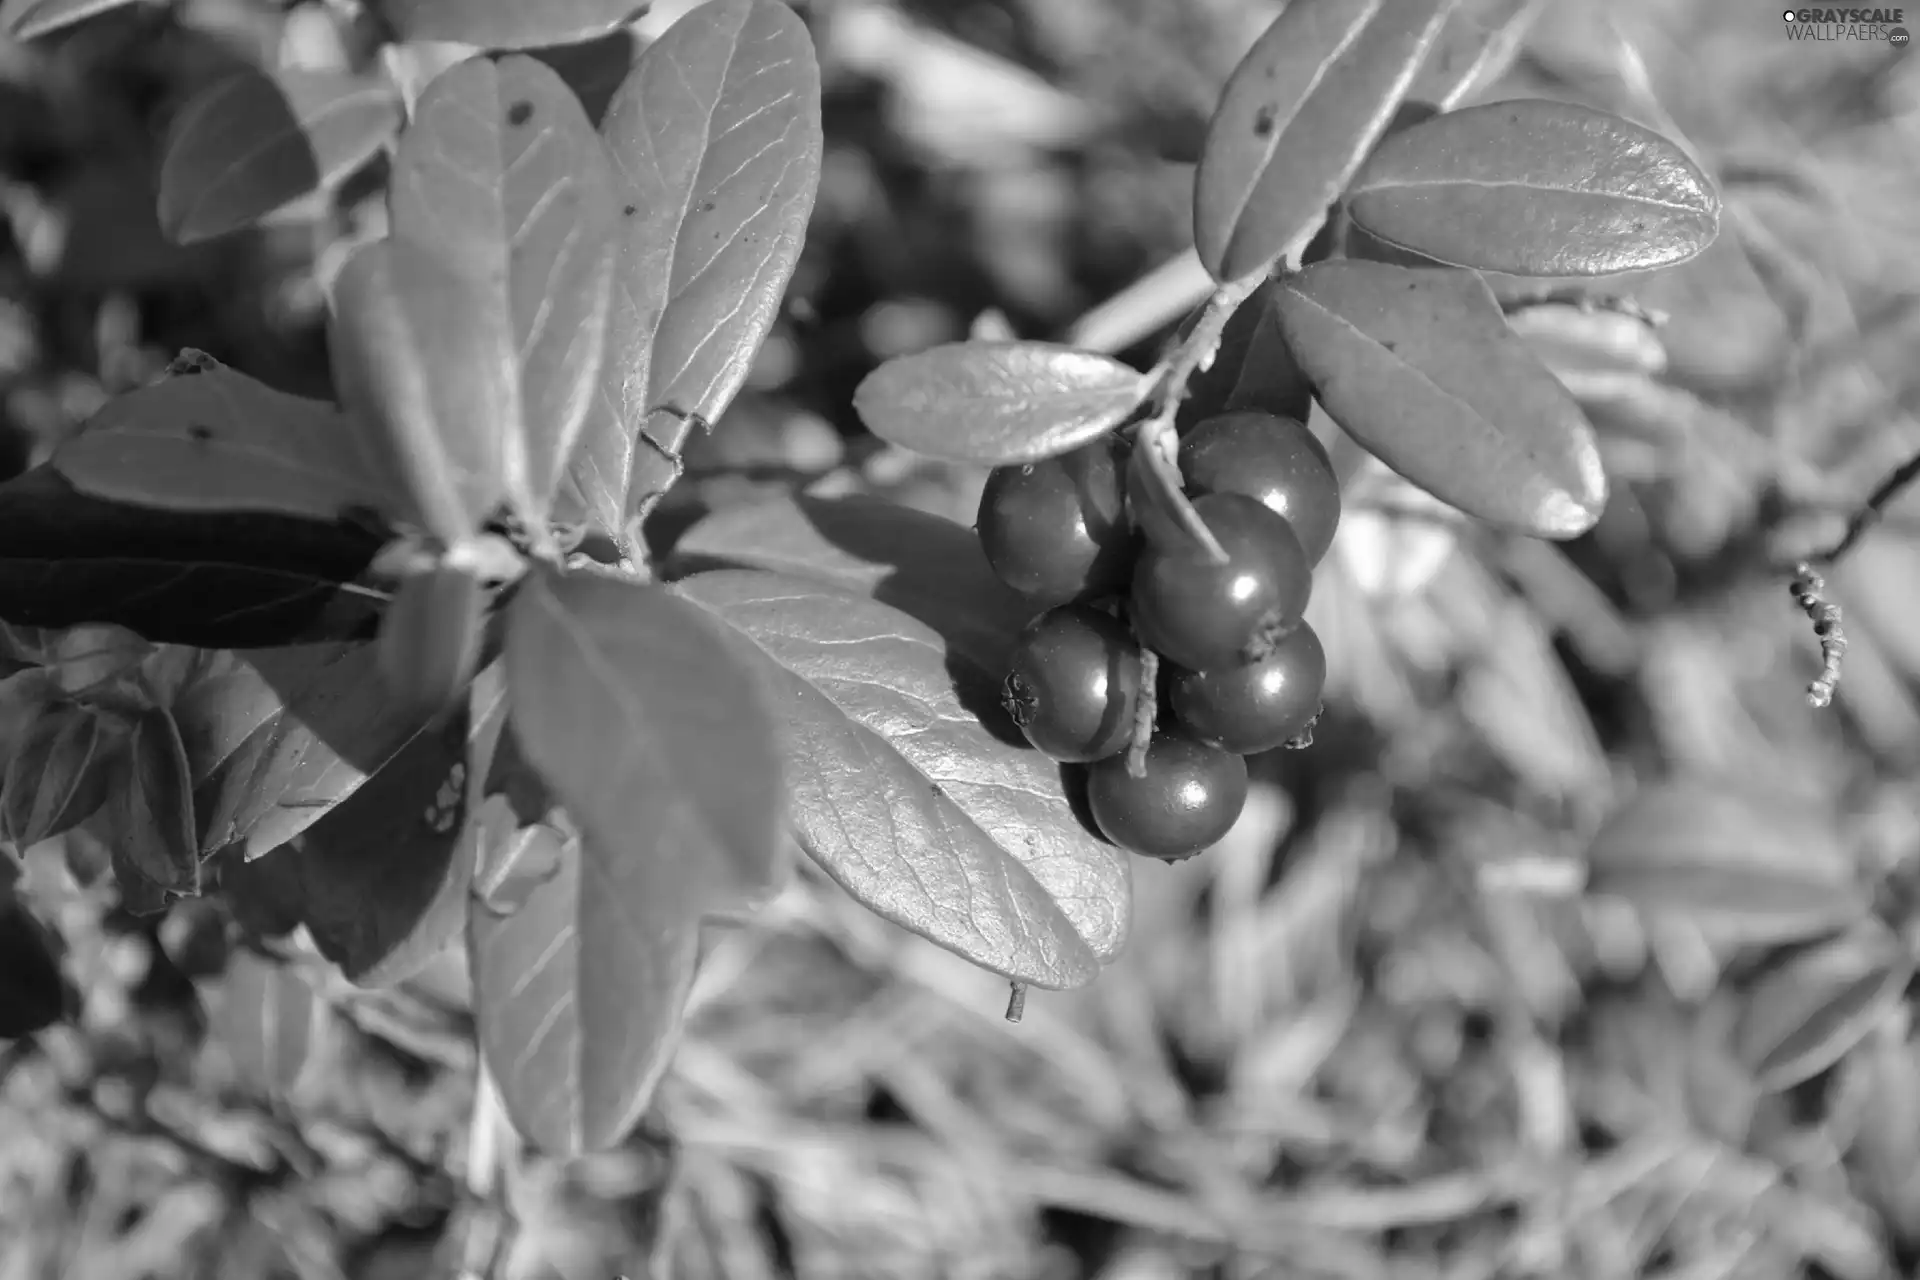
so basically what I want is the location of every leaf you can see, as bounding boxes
[467,798,700,1155]
[664,492,1032,666]
[1406,0,1549,111]
[369,0,642,51]
[291,671,499,986]
[1345,99,1721,278]
[1,703,122,849]
[157,68,401,245]
[52,358,405,522]
[217,947,320,1097]
[1736,923,1914,1093]
[1584,780,1869,948]
[1193,0,1457,283]
[217,845,305,941]
[563,0,823,540]
[852,342,1149,466]
[1271,261,1607,538]
[45,624,152,698]
[102,707,201,898]
[174,644,432,861]
[0,886,70,1037]
[375,564,487,728]
[525,28,639,126]
[0,0,136,40]
[675,568,1131,989]
[503,565,786,909]
[386,54,618,522]
[0,467,386,650]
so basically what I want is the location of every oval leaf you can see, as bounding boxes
[1193,0,1456,283]
[468,796,699,1155]
[370,0,641,50]
[1406,0,1549,111]
[559,0,822,541]
[675,568,1131,989]
[0,0,135,39]
[504,565,787,908]
[52,357,405,522]
[104,707,202,898]
[1584,780,1868,948]
[1346,99,1721,277]
[1272,260,1607,538]
[1,703,121,849]
[217,947,320,1097]
[0,466,386,651]
[1736,923,1914,1093]
[157,68,401,245]
[387,54,617,521]
[852,341,1148,466]
[376,564,486,727]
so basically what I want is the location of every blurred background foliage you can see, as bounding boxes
[5,0,1920,1277]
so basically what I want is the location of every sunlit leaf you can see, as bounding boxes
[369,0,643,51]
[1737,922,1914,1092]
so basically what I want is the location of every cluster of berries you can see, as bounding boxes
[979,411,1341,864]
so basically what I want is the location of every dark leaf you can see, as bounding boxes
[1272,261,1607,538]
[0,0,135,40]
[525,28,639,126]
[369,0,643,50]
[1,702,123,849]
[852,341,1148,466]
[387,54,617,522]
[375,564,487,728]
[174,644,432,861]
[468,795,699,1155]
[52,357,405,523]
[217,845,305,941]
[1345,99,1721,277]
[292,669,498,986]
[0,886,70,1037]
[1736,922,1914,1092]
[564,0,823,539]
[1176,282,1313,432]
[216,946,320,1097]
[102,707,201,898]
[664,493,1032,668]
[676,568,1131,989]
[1406,0,1549,111]
[504,564,787,908]
[1193,0,1456,282]
[157,68,401,245]
[1584,779,1868,948]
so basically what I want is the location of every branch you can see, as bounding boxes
[1807,448,1920,566]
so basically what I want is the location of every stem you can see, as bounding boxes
[1127,648,1159,778]
[1808,448,1920,566]
[1005,982,1028,1023]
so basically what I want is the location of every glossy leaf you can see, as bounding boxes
[370,0,642,50]
[1406,0,1549,111]
[292,672,497,986]
[157,68,401,245]
[1,703,122,849]
[387,54,617,520]
[217,947,320,1097]
[504,565,786,906]
[376,564,487,728]
[665,492,1032,665]
[468,790,700,1155]
[0,467,385,651]
[1193,0,1456,283]
[0,887,69,1038]
[1272,261,1607,538]
[174,645,432,861]
[52,357,403,522]
[563,0,823,539]
[0,0,135,40]
[1346,99,1721,277]
[1736,923,1914,1092]
[1584,780,1868,948]
[102,707,201,898]
[852,341,1149,466]
[676,568,1131,989]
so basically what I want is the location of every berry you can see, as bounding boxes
[1180,411,1341,567]
[1085,730,1248,862]
[1129,491,1312,672]
[976,435,1135,607]
[1166,622,1325,755]
[1002,605,1143,763]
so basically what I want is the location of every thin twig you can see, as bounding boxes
[1789,562,1847,709]
[1808,448,1920,565]
[1127,648,1159,778]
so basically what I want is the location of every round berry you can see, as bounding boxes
[976,436,1135,607]
[1180,411,1341,567]
[1085,730,1248,862]
[1129,491,1312,672]
[1166,622,1325,755]
[1002,605,1143,763]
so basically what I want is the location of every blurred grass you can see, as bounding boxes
[7,0,1920,1277]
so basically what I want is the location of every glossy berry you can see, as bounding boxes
[1002,605,1143,763]
[1167,622,1325,755]
[976,435,1134,607]
[1085,730,1249,862]
[1180,411,1341,568]
[1129,491,1312,672]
